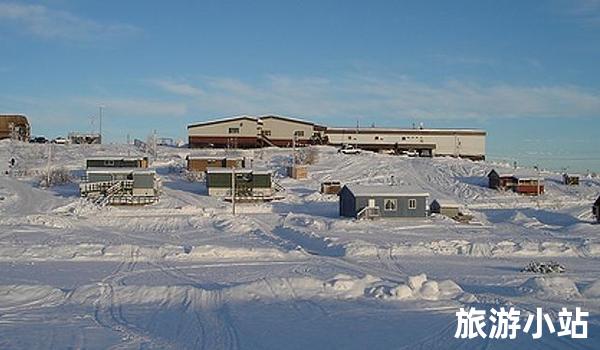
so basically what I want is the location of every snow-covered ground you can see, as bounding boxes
[0,140,598,349]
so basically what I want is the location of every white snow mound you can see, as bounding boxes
[520,276,580,299]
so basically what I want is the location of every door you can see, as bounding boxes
[368,199,376,208]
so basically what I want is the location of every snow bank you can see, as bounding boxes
[581,280,600,298]
[365,273,472,302]
[519,277,580,299]
[0,274,471,310]
[0,243,301,262]
[344,239,594,259]
[0,214,72,229]
[0,285,65,310]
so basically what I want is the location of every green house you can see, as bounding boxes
[206,168,272,197]
[80,168,158,205]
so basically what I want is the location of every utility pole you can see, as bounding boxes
[153,129,158,159]
[292,134,297,165]
[231,167,236,215]
[535,166,540,196]
[534,165,541,208]
[355,120,359,149]
[46,143,52,186]
[99,105,104,144]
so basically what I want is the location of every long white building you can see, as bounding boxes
[325,127,486,160]
[187,115,486,160]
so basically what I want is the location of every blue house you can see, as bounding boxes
[339,184,429,219]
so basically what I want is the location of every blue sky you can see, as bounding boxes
[0,0,599,170]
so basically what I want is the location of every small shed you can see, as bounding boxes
[339,184,429,219]
[321,181,342,195]
[513,170,544,195]
[287,164,308,179]
[224,157,245,168]
[488,169,544,195]
[594,196,600,223]
[206,168,273,198]
[430,199,461,218]
[187,156,246,172]
[187,156,225,172]
[563,173,580,186]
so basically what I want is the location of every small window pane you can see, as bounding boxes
[384,199,397,211]
[408,199,417,209]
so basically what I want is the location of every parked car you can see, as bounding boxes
[338,144,361,155]
[52,137,68,144]
[401,150,419,157]
[30,136,48,144]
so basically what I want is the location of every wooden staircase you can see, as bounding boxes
[258,134,277,147]
[357,206,381,220]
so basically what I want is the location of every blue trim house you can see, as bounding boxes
[339,184,429,219]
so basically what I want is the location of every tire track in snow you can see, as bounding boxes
[91,246,167,349]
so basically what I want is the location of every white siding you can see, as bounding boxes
[188,118,259,137]
[260,117,314,141]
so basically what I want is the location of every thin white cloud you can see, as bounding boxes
[0,2,140,41]
[428,54,497,67]
[76,97,187,117]
[556,0,600,26]
[150,79,205,97]
[151,75,600,121]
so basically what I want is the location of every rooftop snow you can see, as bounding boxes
[344,184,429,197]
[326,127,485,133]
[87,156,146,161]
[206,167,270,175]
[492,168,543,179]
[86,167,154,174]
[431,199,461,207]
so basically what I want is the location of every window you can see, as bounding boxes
[408,199,417,210]
[104,160,114,166]
[384,199,397,211]
[348,136,352,140]
[262,130,271,136]
[294,130,304,137]
[228,127,240,134]
[374,136,380,140]
[402,136,406,141]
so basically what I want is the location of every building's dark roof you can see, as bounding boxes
[187,115,258,129]
[260,115,315,126]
